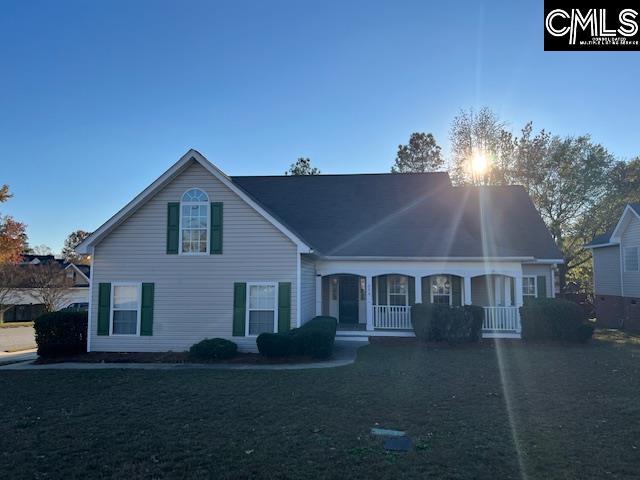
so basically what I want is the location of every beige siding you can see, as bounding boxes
[592,246,622,296]
[300,255,316,325]
[621,215,640,298]
[522,264,553,297]
[90,160,298,353]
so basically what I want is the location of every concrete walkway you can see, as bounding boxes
[0,340,366,371]
[0,326,36,352]
[0,349,37,366]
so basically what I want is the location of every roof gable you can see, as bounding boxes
[77,150,311,253]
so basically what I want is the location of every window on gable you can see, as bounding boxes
[180,188,209,254]
[625,247,639,272]
[247,283,277,335]
[111,284,140,335]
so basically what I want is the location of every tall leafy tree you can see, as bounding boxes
[512,133,614,289]
[391,132,444,173]
[62,230,92,264]
[449,107,516,185]
[0,184,27,264]
[285,158,320,176]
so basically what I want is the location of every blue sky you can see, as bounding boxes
[1,0,639,253]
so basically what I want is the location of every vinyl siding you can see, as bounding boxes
[300,255,316,325]
[522,264,553,297]
[89,160,298,353]
[592,245,622,296]
[621,215,640,298]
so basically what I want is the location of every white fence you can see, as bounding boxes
[373,305,412,329]
[482,306,521,333]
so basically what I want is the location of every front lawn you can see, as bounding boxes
[1,331,640,479]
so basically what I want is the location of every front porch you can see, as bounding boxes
[319,269,526,339]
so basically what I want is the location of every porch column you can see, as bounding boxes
[414,276,422,304]
[514,273,523,334]
[365,275,374,331]
[463,276,472,305]
[315,275,322,316]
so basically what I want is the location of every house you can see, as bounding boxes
[76,149,562,352]
[585,204,640,331]
[1,255,90,322]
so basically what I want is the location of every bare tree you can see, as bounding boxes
[25,263,73,312]
[0,263,24,322]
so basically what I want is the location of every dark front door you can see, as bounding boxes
[338,275,359,324]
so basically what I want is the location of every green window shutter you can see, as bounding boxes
[421,276,430,304]
[408,277,416,305]
[97,283,111,336]
[451,276,462,306]
[278,282,292,333]
[537,276,547,298]
[140,283,154,336]
[167,202,179,254]
[233,283,246,336]
[210,202,223,254]
[378,275,388,306]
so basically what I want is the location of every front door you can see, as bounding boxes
[338,275,359,324]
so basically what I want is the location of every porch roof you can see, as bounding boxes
[232,174,563,261]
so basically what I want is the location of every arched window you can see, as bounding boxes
[180,188,209,254]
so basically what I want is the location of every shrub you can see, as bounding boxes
[34,311,87,357]
[256,332,295,357]
[189,338,237,359]
[520,298,594,342]
[411,303,484,344]
[256,316,338,359]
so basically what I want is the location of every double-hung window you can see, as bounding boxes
[624,246,639,272]
[388,275,408,306]
[180,188,209,254]
[431,275,451,305]
[111,283,141,335]
[522,276,537,298]
[247,283,277,335]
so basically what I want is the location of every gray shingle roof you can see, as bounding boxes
[232,173,563,259]
[585,230,614,248]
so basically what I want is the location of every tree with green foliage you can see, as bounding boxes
[62,230,92,264]
[285,158,320,176]
[391,132,444,173]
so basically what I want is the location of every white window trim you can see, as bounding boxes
[386,275,409,306]
[624,246,640,272]
[429,274,452,306]
[109,282,142,336]
[179,188,210,256]
[523,276,537,298]
[245,282,279,337]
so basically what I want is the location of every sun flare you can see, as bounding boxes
[471,152,488,175]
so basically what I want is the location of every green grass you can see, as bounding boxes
[2,331,640,479]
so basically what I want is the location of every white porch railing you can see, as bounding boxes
[482,306,521,333]
[373,305,412,329]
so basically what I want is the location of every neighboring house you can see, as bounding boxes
[76,149,562,352]
[0,255,90,322]
[586,204,640,331]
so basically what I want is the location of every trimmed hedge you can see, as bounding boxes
[257,316,337,359]
[256,333,295,357]
[520,298,594,342]
[411,303,484,344]
[189,338,238,359]
[34,311,87,357]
